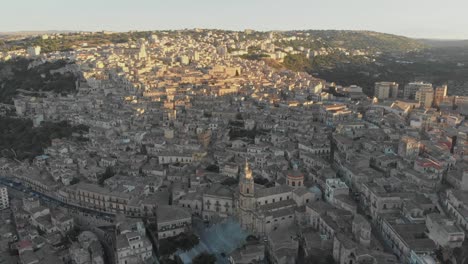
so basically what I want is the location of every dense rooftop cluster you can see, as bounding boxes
[0,29,467,264]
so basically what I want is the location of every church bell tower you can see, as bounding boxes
[238,160,255,230]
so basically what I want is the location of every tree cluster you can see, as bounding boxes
[0,116,88,160]
[158,232,200,256]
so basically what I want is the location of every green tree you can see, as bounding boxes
[0,116,88,160]
[283,54,312,72]
[304,254,336,264]
[221,177,238,186]
[205,164,219,172]
[159,232,200,256]
[98,167,114,186]
[0,59,78,104]
[192,252,216,264]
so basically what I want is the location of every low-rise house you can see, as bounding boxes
[425,213,465,248]
[51,210,74,234]
[178,191,203,215]
[203,184,234,220]
[444,189,468,231]
[266,227,298,264]
[115,231,153,264]
[229,243,265,264]
[380,218,436,264]
[156,205,192,239]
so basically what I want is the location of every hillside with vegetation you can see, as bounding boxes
[0,32,146,53]
[0,58,78,104]
[271,32,468,96]
[277,30,424,54]
[298,47,468,96]
[0,116,88,160]
[279,50,468,96]
[230,30,442,95]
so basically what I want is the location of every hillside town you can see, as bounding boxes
[0,29,468,264]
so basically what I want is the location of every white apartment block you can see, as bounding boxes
[27,46,41,57]
[415,86,434,108]
[404,82,432,99]
[374,82,399,99]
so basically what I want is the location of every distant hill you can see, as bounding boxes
[418,39,468,48]
[279,30,426,53]
[1,29,426,55]
[0,30,78,36]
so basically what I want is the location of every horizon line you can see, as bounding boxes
[1,28,468,41]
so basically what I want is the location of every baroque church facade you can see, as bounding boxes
[237,161,314,235]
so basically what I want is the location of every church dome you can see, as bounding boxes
[286,168,304,188]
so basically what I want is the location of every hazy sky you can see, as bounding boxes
[1,0,467,39]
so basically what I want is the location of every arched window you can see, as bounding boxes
[246,188,249,194]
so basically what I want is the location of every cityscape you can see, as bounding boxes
[1,2,468,264]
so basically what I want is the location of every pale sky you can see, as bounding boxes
[1,0,467,39]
